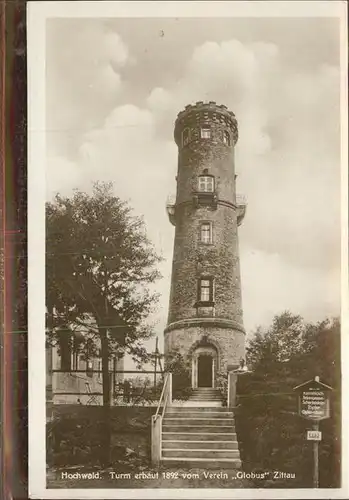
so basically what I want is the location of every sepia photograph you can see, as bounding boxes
[28,1,347,498]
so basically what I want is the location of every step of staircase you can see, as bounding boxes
[188,389,223,402]
[162,448,240,459]
[192,387,220,390]
[191,388,221,393]
[191,392,221,395]
[189,396,223,400]
[166,406,229,412]
[164,411,234,418]
[163,440,238,450]
[171,400,223,407]
[160,405,241,469]
[191,389,221,393]
[191,389,221,394]
[190,392,222,395]
[161,457,242,468]
[162,432,237,441]
[189,398,223,402]
[190,394,222,397]
[163,424,236,433]
[163,417,235,426]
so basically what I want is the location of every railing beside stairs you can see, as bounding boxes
[151,372,172,465]
[227,370,238,408]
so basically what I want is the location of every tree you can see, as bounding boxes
[237,312,341,487]
[46,181,162,464]
[246,311,306,370]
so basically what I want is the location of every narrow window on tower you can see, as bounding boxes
[200,127,211,139]
[223,130,231,146]
[182,128,190,146]
[198,175,215,193]
[198,277,214,303]
[200,222,212,244]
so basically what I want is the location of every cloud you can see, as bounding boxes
[144,38,341,270]
[76,103,177,239]
[146,87,173,113]
[104,104,154,128]
[187,40,269,96]
[241,249,340,334]
[46,22,341,345]
[103,31,130,66]
[46,22,134,156]
[46,156,81,199]
[93,64,122,97]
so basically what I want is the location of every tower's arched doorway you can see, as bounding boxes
[191,345,218,389]
[197,354,213,387]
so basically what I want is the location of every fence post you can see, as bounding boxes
[227,370,238,409]
[151,415,162,465]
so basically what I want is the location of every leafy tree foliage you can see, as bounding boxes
[247,312,307,368]
[237,312,340,487]
[46,182,162,364]
[215,371,228,406]
[46,182,162,465]
[164,348,192,400]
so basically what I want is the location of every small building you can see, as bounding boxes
[46,330,124,406]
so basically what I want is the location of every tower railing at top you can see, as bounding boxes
[151,372,172,465]
[166,194,176,206]
[166,195,176,225]
[236,194,247,226]
[236,194,247,206]
[167,193,246,206]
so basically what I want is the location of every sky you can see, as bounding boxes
[45,15,342,359]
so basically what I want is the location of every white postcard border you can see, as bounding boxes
[27,1,348,498]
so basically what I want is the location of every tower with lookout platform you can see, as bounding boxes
[165,101,247,391]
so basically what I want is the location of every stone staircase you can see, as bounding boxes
[189,387,223,402]
[161,388,241,468]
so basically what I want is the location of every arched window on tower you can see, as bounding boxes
[198,277,214,303]
[200,127,211,139]
[182,128,190,146]
[223,130,231,146]
[200,222,213,244]
[198,175,215,193]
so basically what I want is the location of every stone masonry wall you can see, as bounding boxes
[167,202,243,325]
[176,139,236,205]
[165,326,245,372]
[165,102,245,367]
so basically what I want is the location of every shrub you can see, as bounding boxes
[164,348,192,401]
[215,370,228,406]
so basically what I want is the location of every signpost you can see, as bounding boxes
[293,376,333,488]
[307,430,322,441]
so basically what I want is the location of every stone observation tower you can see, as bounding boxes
[165,101,246,389]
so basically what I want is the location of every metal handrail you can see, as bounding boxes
[161,388,170,418]
[154,372,169,421]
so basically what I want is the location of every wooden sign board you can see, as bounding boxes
[294,379,332,421]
